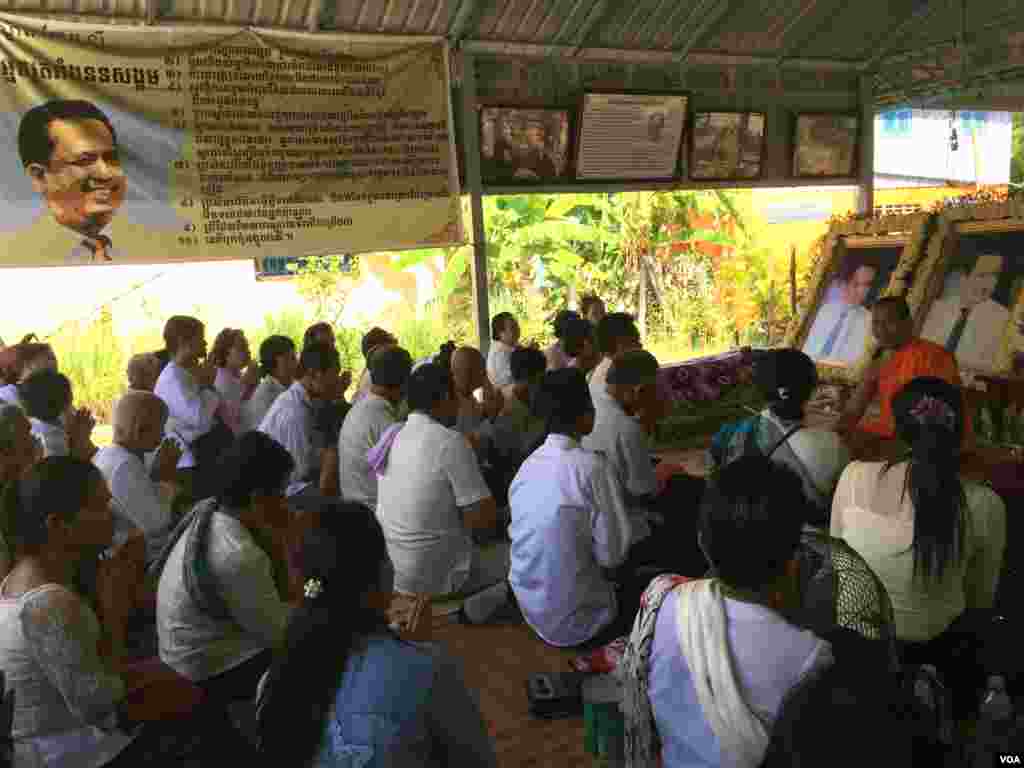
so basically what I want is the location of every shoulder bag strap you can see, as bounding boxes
[766,423,804,459]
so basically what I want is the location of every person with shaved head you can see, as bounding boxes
[450,346,504,439]
[126,352,162,392]
[94,390,181,564]
[583,350,706,574]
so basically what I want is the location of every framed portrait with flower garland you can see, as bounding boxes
[911,197,1024,383]
[783,212,933,386]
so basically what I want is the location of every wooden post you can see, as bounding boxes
[857,75,875,216]
[789,244,797,314]
[459,51,491,355]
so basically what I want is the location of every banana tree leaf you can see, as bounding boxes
[438,248,469,300]
[390,248,443,271]
[675,228,736,246]
[545,194,592,220]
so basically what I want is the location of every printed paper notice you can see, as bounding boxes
[575,93,687,180]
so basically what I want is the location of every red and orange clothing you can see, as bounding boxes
[858,338,973,440]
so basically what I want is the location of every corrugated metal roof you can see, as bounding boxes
[0,0,1020,102]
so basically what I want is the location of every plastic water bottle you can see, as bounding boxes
[973,675,1015,766]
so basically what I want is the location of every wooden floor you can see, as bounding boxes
[431,615,590,768]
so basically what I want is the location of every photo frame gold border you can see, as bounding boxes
[783,212,933,386]
[911,199,1024,381]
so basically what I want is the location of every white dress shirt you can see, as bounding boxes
[376,413,492,596]
[581,397,657,544]
[29,418,68,458]
[337,392,399,511]
[919,296,1011,372]
[588,358,613,402]
[154,361,221,469]
[801,300,871,364]
[157,510,292,682]
[508,434,633,647]
[240,376,286,434]
[93,444,174,564]
[486,341,515,388]
[352,369,372,404]
[258,381,321,497]
[0,384,19,406]
[64,228,124,265]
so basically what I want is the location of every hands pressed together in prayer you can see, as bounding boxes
[96,531,146,662]
[151,437,183,485]
[66,405,98,461]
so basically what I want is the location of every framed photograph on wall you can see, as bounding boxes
[575,92,688,180]
[690,111,766,180]
[911,203,1024,379]
[479,107,572,185]
[784,212,932,384]
[793,113,860,178]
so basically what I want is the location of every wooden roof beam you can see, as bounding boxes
[462,38,861,70]
[449,0,483,45]
[775,0,849,67]
[864,0,946,70]
[673,0,736,65]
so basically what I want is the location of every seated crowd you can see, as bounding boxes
[0,292,1009,767]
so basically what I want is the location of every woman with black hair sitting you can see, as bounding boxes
[710,349,849,526]
[153,432,295,709]
[0,457,237,766]
[256,502,496,767]
[831,376,1006,718]
[619,457,833,768]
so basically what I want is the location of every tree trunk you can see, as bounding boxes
[638,264,648,340]
[766,280,776,345]
[789,245,798,314]
[644,251,666,307]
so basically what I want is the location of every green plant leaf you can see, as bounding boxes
[438,248,469,300]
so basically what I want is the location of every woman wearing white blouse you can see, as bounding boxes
[210,329,259,435]
[830,376,1005,717]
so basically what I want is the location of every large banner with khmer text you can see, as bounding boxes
[0,16,462,267]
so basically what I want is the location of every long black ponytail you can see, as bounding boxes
[256,502,390,767]
[887,377,967,587]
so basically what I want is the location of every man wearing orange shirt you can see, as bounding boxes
[838,296,972,445]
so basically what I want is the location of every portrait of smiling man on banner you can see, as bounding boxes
[18,99,128,264]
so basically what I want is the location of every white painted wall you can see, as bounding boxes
[874,109,1013,186]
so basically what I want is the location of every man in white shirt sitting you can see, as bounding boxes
[241,335,297,433]
[583,350,706,575]
[492,346,547,466]
[153,315,228,500]
[338,344,413,511]
[509,368,634,647]
[258,341,341,512]
[589,312,642,404]
[94,391,182,564]
[376,363,508,598]
[18,369,95,461]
